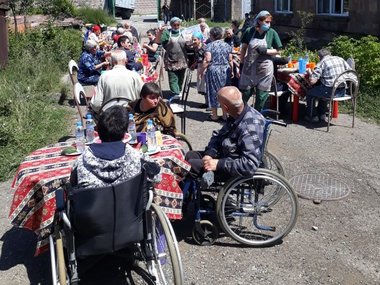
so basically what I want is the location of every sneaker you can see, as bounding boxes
[319,114,327,122]
[305,115,319,123]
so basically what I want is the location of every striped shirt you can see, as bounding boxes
[311,55,351,87]
[204,105,265,177]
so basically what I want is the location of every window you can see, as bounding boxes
[317,0,349,16]
[275,0,293,13]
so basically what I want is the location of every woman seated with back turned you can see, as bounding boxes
[127,82,177,137]
[71,105,159,188]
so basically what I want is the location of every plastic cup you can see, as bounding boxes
[137,132,147,145]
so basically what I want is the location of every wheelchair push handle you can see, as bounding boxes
[269,120,287,128]
[261,109,287,128]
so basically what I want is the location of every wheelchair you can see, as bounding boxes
[182,115,298,247]
[49,166,184,284]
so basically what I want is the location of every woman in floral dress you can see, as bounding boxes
[203,27,233,121]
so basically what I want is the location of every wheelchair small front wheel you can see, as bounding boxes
[216,169,298,247]
[192,220,219,246]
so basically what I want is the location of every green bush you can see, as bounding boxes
[328,35,380,122]
[74,7,116,26]
[328,35,380,88]
[0,26,83,181]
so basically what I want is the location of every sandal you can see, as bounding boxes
[207,115,225,123]
[207,115,220,122]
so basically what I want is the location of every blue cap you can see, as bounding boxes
[76,121,82,127]
[86,113,92,119]
[192,32,203,40]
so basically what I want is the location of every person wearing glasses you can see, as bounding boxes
[239,10,282,111]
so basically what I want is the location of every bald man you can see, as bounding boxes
[186,86,265,180]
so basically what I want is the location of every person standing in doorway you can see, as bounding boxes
[239,10,282,111]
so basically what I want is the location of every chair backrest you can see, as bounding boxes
[68,172,147,258]
[332,70,359,98]
[74,82,88,126]
[68,60,79,85]
[99,96,131,113]
[346,57,356,71]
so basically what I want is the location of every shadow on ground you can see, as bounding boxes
[0,227,51,284]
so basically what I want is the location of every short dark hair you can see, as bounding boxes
[231,20,240,28]
[97,106,129,142]
[210,26,223,40]
[117,35,129,48]
[147,29,156,36]
[140,82,161,98]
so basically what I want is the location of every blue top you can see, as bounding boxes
[77,50,104,82]
[89,141,126,160]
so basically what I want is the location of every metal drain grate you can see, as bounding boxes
[289,174,351,201]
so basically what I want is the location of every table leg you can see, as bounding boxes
[292,95,299,122]
[332,101,339,118]
[270,95,276,109]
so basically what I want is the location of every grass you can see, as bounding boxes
[0,26,83,181]
[74,7,116,26]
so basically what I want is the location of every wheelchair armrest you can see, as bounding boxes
[55,187,65,211]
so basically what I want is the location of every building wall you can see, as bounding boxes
[254,0,380,41]
[73,0,104,9]
[134,0,157,15]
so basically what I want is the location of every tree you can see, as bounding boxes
[8,0,34,33]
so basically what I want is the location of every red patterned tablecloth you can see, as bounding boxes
[9,135,190,255]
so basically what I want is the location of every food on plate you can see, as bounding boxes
[61,146,77,155]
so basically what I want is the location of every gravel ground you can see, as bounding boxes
[1,15,379,285]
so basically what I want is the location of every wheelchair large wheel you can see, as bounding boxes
[149,203,184,284]
[216,168,298,247]
[175,133,193,153]
[262,150,285,177]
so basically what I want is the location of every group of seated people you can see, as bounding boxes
[73,85,265,191]
[78,21,159,86]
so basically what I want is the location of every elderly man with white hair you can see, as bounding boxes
[90,49,144,115]
[78,39,110,85]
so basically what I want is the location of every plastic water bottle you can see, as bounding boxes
[146,119,157,152]
[85,113,95,143]
[75,121,85,153]
[128,113,137,144]
[298,57,306,74]
[305,52,309,64]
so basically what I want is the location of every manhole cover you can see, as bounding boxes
[289,174,351,201]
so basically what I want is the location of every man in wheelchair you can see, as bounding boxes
[186,86,265,185]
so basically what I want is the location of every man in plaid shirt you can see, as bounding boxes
[306,48,352,122]
[186,86,265,181]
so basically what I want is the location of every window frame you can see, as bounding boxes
[316,0,349,17]
[274,0,293,14]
